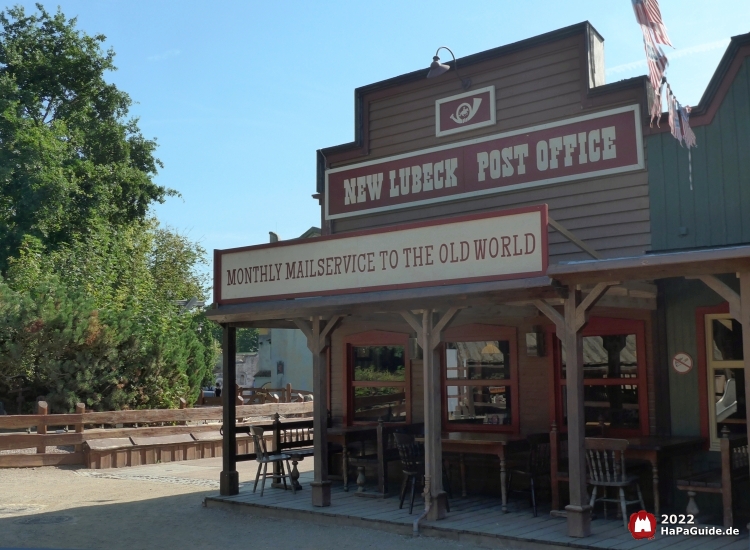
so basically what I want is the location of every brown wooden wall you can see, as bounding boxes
[325,31,651,263]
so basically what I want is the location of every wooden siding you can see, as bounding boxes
[333,169,651,264]
[662,278,731,436]
[365,39,583,160]
[649,58,750,251]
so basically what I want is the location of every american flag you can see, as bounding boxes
[632,0,672,47]
[679,104,697,149]
[667,92,682,144]
[643,33,668,95]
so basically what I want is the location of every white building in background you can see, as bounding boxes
[215,227,320,392]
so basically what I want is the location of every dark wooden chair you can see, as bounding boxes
[250,426,294,496]
[394,432,425,514]
[585,437,644,528]
[507,433,551,516]
[676,428,748,528]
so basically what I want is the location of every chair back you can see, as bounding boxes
[526,433,551,476]
[393,432,424,472]
[250,426,269,462]
[584,437,629,483]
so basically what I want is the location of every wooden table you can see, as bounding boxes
[327,425,380,494]
[420,432,526,513]
[624,436,705,517]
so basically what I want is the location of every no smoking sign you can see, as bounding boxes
[672,352,693,375]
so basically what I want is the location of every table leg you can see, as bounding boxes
[500,454,508,513]
[651,459,660,517]
[290,459,302,491]
[342,447,349,492]
[460,453,467,498]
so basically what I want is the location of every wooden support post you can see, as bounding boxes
[563,288,590,537]
[286,382,293,403]
[295,315,342,507]
[401,307,460,521]
[36,401,48,454]
[738,273,750,492]
[220,325,239,496]
[536,283,614,537]
[74,403,85,452]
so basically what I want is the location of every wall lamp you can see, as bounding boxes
[426,46,472,91]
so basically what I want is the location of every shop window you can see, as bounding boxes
[705,314,746,450]
[554,319,648,436]
[345,332,410,424]
[442,325,519,432]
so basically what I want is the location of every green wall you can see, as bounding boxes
[663,277,737,436]
[648,58,750,251]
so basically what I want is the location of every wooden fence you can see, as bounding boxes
[197,382,314,406]
[0,399,313,468]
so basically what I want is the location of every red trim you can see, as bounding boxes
[214,205,548,305]
[441,324,520,434]
[551,316,650,437]
[695,303,730,441]
[343,330,411,427]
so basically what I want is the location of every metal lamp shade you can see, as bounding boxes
[427,56,450,78]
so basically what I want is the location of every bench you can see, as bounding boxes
[676,430,748,528]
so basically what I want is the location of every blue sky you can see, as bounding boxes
[12,1,750,272]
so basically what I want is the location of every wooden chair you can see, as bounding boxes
[676,428,748,528]
[585,437,644,528]
[394,432,425,514]
[249,426,294,496]
[508,433,551,517]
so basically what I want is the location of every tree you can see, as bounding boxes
[0,5,215,412]
[0,4,174,274]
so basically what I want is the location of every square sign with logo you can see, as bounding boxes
[436,85,496,137]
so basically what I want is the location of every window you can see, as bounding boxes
[554,318,649,436]
[442,325,519,432]
[345,331,410,424]
[705,314,746,450]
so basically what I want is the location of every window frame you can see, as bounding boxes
[552,317,650,437]
[703,311,745,451]
[441,324,520,434]
[343,330,411,426]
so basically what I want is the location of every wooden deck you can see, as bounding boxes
[204,468,748,550]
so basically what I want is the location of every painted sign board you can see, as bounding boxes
[671,352,693,375]
[325,105,643,220]
[214,205,548,305]
[436,85,495,137]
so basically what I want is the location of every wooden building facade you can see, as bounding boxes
[208,23,750,538]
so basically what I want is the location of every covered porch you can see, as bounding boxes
[207,242,750,539]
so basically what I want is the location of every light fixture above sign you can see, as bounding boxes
[427,47,472,91]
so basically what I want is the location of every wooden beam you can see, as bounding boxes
[562,287,590,537]
[293,318,314,343]
[548,217,602,260]
[220,326,239,496]
[534,300,565,333]
[432,308,461,347]
[575,282,618,331]
[689,275,741,322]
[400,311,425,347]
[738,273,750,492]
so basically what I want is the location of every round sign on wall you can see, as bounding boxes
[672,352,693,374]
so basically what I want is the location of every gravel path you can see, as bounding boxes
[0,458,486,550]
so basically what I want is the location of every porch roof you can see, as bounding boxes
[205,276,557,326]
[547,245,750,286]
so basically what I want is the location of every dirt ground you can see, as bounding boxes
[0,457,484,550]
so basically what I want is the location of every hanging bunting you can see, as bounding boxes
[666,86,682,144]
[632,0,673,47]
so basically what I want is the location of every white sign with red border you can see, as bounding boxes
[214,205,548,305]
[672,352,693,375]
